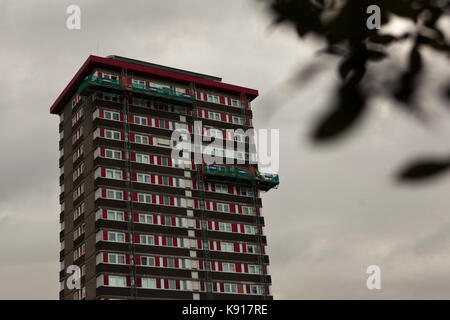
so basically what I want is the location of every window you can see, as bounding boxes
[235,133,245,142]
[216,203,229,213]
[105,129,121,140]
[106,169,122,180]
[73,184,85,201]
[248,265,262,274]
[72,108,83,126]
[219,222,232,232]
[134,116,148,126]
[149,81,167,89]
[138,193,151,203]
[134,98,146,107]
[176,197,184,208]
[73,163,84,181]
[104,110,120,121]
[139,213,153,224]
[141,256,155,267]
[207,128,222,139]
[245,225,257,234]
[73,243,85,260]
[72,126,83,144]
[167,258,175,268]
[132,79,146,89]
[73,223,85,240]
[109,253,126,265]
[102,74,118,83]
[168,279,176,290]
[108,231,125,243]
[174,178,183,188]
[103,93,119,102]
[106,189,123,200]
[73,203,85,219]
[246,245,260,254]
[137,173,151,184]
[161,157,168,166]
[73,286,86,300]
[240,187,253,197]
[135,134,149,145]
[164,196,170,206]
[166,237,173,247]
[250,285,258,294]
[107,210,124,221]
[109,276,127,287]
[141,278,156,289]
[109,254,116,264]
[71,95,81,108]
[242,206,255,216]
[73,145,84,162]
[214,184,228,194]
[208,111,221,121]
[105,149,122,160]
[153,102,166,111]
[140,235,154,245]
[207,94,219,104]
[221,242,234,252]
[136,154,150,164]
[173,105,186,114]
[233,116,245,125]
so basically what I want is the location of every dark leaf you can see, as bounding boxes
[418,33,450,56]
[369,33,411,47]
[338,56,353,80]
[319,45,347,56]
[393,44,423,105]
[369,34,398,45]
[397,158,450,181]
[312,83,366,141]
[366,49,388,61]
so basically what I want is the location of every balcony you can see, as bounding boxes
[256,172,280,191]
[78,75,194,104]
[203,165,253,182]
[202,164,279,191]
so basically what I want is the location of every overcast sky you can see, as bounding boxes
[1,0,450,299]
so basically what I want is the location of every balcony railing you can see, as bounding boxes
[78,75,194,104]
[202,164,279,191]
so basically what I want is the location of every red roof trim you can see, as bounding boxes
[49,55,258,114]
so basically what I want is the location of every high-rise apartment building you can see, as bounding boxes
[51,55,279,300]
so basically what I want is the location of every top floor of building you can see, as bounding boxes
[50,55,259,115]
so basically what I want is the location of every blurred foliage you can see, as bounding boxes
[265,0,450,181]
